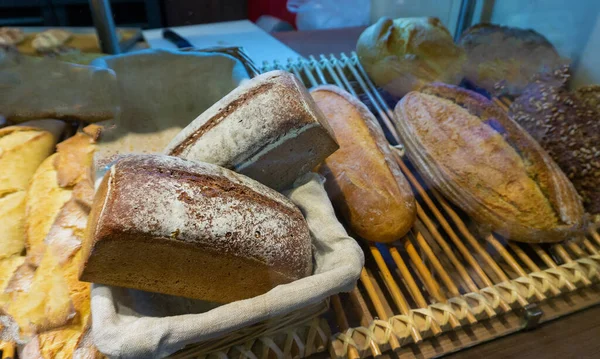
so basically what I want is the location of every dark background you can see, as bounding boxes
[0,0,295,29]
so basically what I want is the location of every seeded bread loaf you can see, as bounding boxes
[509,67,600,218]
[311,85,416,242]
[80,154,313,303]
[164,70,338,190]
[395,83,585,242]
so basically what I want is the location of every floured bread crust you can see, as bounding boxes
[81,154,313,303]
[165,70,338,190]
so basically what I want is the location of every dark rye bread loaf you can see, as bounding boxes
[394,83,585,243]
[79,154,313,303]
[509,67,600,217]
[164,70,338,191]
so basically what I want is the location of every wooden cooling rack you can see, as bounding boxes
[254,53,600,359]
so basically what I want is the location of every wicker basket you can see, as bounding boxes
[196,53,600,359]
[167,300,330,358]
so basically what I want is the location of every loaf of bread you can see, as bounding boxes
[394,83,585,242]
[0,120,64,284]
[310,86,416,242]
[80,154,313,303]
[509,68,600,219]
[357,17,466,97]
[0,189,26,259]
[1,125,101,358]
[7,249,74,335]
[0,255,25,293]
[0,120,65,191]
[165,70,338,190]
[25,154,72,260]
[458,23,566,97]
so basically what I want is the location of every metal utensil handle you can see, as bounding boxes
[163,29,194,49]
[89,0,120,54]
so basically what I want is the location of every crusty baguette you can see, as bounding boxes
[0,120,64,191]
[25,127,98,262]
[394,83,585,242]
[25,154,72,260]
[3,125,100,358]
[0,120,64,261]
[311,85,416,242]
[80,154,313,303]
[0,255,25,293]
[0,189,27,259]
[6,249,75,335]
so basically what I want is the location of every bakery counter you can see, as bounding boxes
[1,19,599,359]
[273,26,600,359]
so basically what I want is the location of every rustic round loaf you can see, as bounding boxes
[357,17,466,97]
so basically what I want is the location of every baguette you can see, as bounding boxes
[0,120,65,282]
[0,120,64,191]
[80,154,313,303]
[25,154,72,260]
[311,86,416,242]
[394,83,585,242]
[3,125,101,358]
[25,127,97,261]
[0,189,27,259]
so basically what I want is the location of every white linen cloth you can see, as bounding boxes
[90,173,364,358]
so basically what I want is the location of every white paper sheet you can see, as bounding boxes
[143,20,302,67]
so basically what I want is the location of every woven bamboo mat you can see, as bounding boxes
[215,53,600,359]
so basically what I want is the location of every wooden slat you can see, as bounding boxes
[403,237,462,329]
[359,268,403,350]
[348,288,382,357]
[331,295,361,359]
[487,235,546,301]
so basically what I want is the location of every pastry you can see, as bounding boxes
[0,27,25,46]
[165,70,338,190]
[509,67,600,217]
[394,83,585,242]
[357,17,466,97]
[458,23,566,97]
[311,85,416,242]
[32,29,72,53]
[80,154,313,303]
